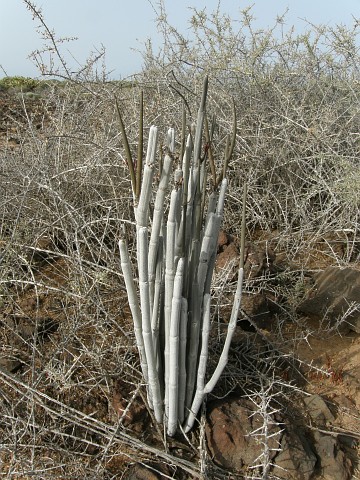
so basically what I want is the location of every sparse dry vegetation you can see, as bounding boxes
[0,1,359,478]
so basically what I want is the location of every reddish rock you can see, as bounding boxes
[217,230,230,249]
[216,231,277,280]
[216,230,239,273]
[205,397,322,479]
[205,398,281,473]
[216,241,239,272]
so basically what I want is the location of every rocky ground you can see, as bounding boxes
[210,232,360,479]
[0,90,359,479]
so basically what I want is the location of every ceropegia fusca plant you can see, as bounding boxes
[118,77,247,436]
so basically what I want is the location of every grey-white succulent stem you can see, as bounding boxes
[200,161,208,223]
[136,126,158,227]
[136,164,154,228]
[193,76,208,167]
[158,254,166,388]
[138,226,163,423]
[184,173,195,256]
[182,135,192,189]
[146,125,158,166]
[203,265,244,395]
[191,77,208,242]
[197,212,217,299]
[167,257,185,436]
[201,178,228,294]
[164,188,179,414]
[118,237,148,385]
[206,190,219,224]
[178,297,188,424]
[204,214,222,295]
[146,129,173,308]
[191,166,202,241]
[176,135,193,259]
[185,237,200,299]
[175,217,184,261]
[164,190,178,329]
[201,183,227,295]
[203,181,246,396]
[185,272,201,409]
[184,293,211,432]
[174,167,184,235]
[148,153,173,308]
[174,194,184,265]
[151,236,163,367]
[197,293,211,389]
[166,127,175,153]
[216,178,228,218]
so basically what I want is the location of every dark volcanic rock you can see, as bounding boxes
[313,431,352,480]
[298,266,360,333]
[273,427,317,480]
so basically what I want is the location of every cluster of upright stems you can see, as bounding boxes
[118,77,246,436]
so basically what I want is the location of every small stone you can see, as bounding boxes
[273,428,317,480]
[304,394,335,425]
[313,431,352,480]
[0,356,22,373]
[123,464,160,480]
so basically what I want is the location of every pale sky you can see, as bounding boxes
[0,0,359,79]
